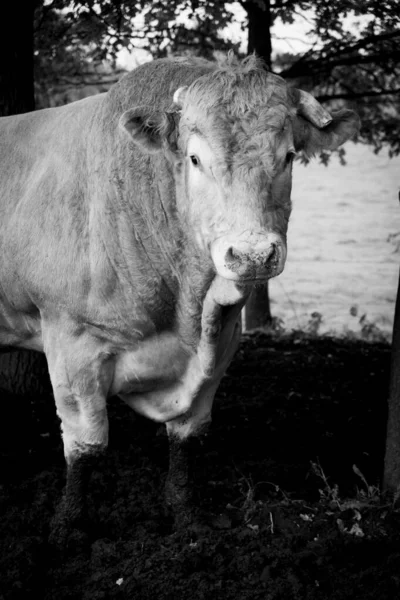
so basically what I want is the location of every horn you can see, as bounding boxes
[173,86,188,107]
[295,89,332,128]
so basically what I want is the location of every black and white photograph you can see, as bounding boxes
[0,1,399,598]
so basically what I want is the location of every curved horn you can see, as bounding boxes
[295,89,333,128]
[173,86,188,108]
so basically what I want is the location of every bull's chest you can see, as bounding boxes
[108,279,245,423]
[110,315,241,424]
[111,329,194,397]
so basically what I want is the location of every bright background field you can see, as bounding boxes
[268,142,400,338]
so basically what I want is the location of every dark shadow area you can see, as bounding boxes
[1,333,398,600]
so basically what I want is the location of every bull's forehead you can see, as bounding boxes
[183,65,290,115]
[181,103,294,176]
[182,101,290,132]
[178,68,295,171]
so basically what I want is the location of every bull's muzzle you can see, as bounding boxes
[211,235,286,282]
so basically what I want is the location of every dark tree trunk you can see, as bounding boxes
[0,1,51,400]
[0,1,35,115]
[244,0,273,69]
[244,285,272,330]
[383,264,400,501]
[243,1,273,329]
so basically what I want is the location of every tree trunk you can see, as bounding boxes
[244,285,272,330]
[0,1,51,400]
[244,0,273,68]
[383,263,400,500]
[0,1,35,115]
[243,1,273,329]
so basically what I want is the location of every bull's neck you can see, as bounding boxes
[92,138,215,344]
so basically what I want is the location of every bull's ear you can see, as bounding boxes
[119,106,176,154]
[293,109,361,156]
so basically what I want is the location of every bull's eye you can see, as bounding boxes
[190,154,200,167]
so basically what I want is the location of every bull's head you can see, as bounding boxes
[120,56,360,284]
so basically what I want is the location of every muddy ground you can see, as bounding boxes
[1,332,399,600]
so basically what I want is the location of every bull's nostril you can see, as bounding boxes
[267,243,277,262]
[224,246,242,265]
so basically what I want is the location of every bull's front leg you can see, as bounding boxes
[165,383,218,529]
[165,308,242,531]
[165,433,195,527]
[164,282,245,530]
[52,445,105,546]
[42,321,113,546]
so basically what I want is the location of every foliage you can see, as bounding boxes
[33,1,400,156]
[34,1,129,106]
[280,1,400,157]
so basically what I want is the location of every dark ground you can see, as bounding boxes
[1,332,399,600]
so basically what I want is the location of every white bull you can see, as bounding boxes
[0,54,360,540]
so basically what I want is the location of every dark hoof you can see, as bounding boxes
[48,519,89,557]
[174,507,203,530]
[170,516,212,543]
[49,499,90,555]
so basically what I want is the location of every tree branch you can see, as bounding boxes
[281,49,400,78]
[317,88,400,102]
